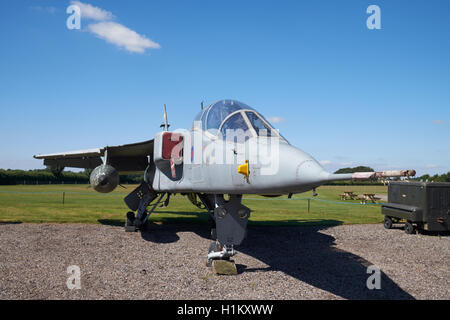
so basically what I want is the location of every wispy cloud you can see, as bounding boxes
[320,160,332,165]
[70,1,160,54]
[71,1,114,21]
[88,22,161,53]
[267,116,285,123]
[433,120,444,125]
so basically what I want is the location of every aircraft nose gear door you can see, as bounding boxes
[207,194,250,269]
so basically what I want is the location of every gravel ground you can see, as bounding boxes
[0,222,448,300]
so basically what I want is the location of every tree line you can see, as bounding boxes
[0,168,142,185]
[417,172,450,183]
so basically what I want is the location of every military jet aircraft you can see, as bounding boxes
[34,99,415,267]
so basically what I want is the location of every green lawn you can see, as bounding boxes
[0,184,387,227]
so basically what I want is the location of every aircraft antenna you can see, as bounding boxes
[161,104,170,131]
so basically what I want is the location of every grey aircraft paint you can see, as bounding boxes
[34,99,416,267]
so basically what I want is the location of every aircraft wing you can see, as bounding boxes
[33,139,154,172]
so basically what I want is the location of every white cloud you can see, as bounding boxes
[320,160,332,165]
[88,21,161,53]
[71,1,114,20]
[267,117,285,123]
[70,2,160,54]
[433,120,444,125]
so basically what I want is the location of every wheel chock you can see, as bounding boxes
[212,260,238,275]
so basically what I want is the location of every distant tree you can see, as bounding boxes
[83,168,93,177]
[47,166,64,178]
[432,172,450,182]
[0,168,89,185]
[418,174,431,181]
[445,172,450,182]
[334,166,374,174]
[415,172,450,182]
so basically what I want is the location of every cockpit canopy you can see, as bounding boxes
[192,100,286,142]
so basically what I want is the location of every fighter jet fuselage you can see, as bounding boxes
[34,99,415,269]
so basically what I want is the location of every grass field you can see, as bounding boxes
[0,184,387,227]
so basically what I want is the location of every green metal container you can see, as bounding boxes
[381,181,450,233]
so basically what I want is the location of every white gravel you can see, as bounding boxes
[0,222,448,300]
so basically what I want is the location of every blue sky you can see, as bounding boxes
[0,0,449,175]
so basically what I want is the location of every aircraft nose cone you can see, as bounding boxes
[296,159,329,185]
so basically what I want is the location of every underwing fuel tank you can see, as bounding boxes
[90,165,119,193]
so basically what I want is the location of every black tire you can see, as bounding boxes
[415,222,424,233]
[384,216,393,229]
[404,221,415,234]
[125,211,135,226]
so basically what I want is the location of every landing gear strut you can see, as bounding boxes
[206,194,250,274]
[123,181,166,232]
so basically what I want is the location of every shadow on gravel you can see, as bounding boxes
[420,230,450,237]
[136,219,415,300]
[237,224,415,300]
[98,219,124,227]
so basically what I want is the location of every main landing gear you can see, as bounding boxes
[123,181,166,232]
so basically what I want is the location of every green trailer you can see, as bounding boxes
[381,181,450,234]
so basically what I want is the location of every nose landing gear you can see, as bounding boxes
[206,194,250,275]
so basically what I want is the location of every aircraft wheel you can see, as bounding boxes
[126,211,135,225]
[210,228,217,240]
[416,222,424,232]
[124,212,137,232]
[404,221,415,234]
[384,216,393,229]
